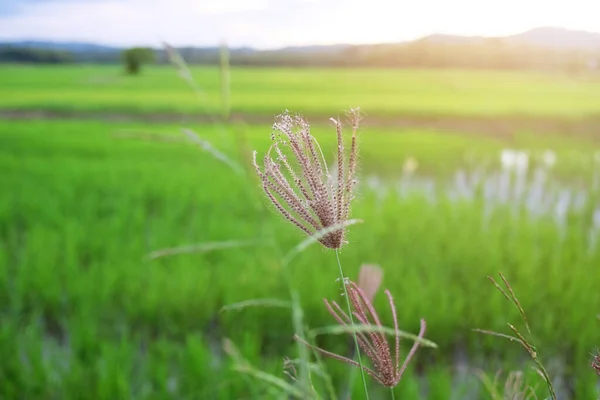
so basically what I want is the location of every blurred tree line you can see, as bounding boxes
[1,39,598,73]
[225,39,597,73]
[0,46,73,63]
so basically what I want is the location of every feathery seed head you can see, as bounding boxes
[295,278,427,388]
[253,109,361,249]
[592,352,600,375]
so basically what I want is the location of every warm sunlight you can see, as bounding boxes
[0,0,598,47]
[295,0,599,46]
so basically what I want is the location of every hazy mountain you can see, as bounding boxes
[2,27,600,54]
[417,33,487,45]
[2,27,600,69]
[275,44,351,54]
[0,40,119,53]
[415,28,600,51]
[508,27,600,50]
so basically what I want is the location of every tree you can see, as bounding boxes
[121,47,155,75]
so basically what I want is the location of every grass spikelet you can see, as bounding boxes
[295,279,431,388]
[253,109,362,249]
[474,273,557,400]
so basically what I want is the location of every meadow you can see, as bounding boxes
[1,65,600,399]
[2,65,600,118]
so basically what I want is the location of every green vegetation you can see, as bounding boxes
[2,65,600,118]
[2,59,600,398]
[0,46,73,64]
[1,110,599,398]
[121,47,155,75]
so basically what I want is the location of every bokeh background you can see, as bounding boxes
[1,0,600,398]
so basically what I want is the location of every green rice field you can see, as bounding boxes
[1,65,600,399]
[2,65,600,118]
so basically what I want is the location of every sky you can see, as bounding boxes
[0,0,598,49]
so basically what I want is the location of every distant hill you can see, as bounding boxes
[419,33,487,45]
[0,27,600,55]
[416,27,600,51]
[2,27,600,56]
[2,27,600,70]
[0,40,119,53]
[275,44,351,54]
[508,27,600,51]
[0,40,122,63]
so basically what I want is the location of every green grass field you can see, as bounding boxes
[1,65,600,399]
[2,65,600,118]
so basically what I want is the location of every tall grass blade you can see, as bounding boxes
[219,298,292,313]
[230,365,308,398]
[223,338,309,398]
[147,239,259,260]
[181,128,244,174]
[472,328,524,344]
[162,41,208,103]
[113,129,187,143]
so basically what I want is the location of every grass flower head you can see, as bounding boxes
[253,109,361,249]
[295,279,426,388]
[592,352,600,376]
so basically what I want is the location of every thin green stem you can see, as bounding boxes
[390,386,396,400]
[279,247,314,396]
[265,213,314,396]
[335,249,370,400]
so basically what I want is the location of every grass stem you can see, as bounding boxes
[335,249,370,400]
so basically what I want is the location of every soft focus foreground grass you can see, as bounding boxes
[1,119,599,398]
[2,65,600,118]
